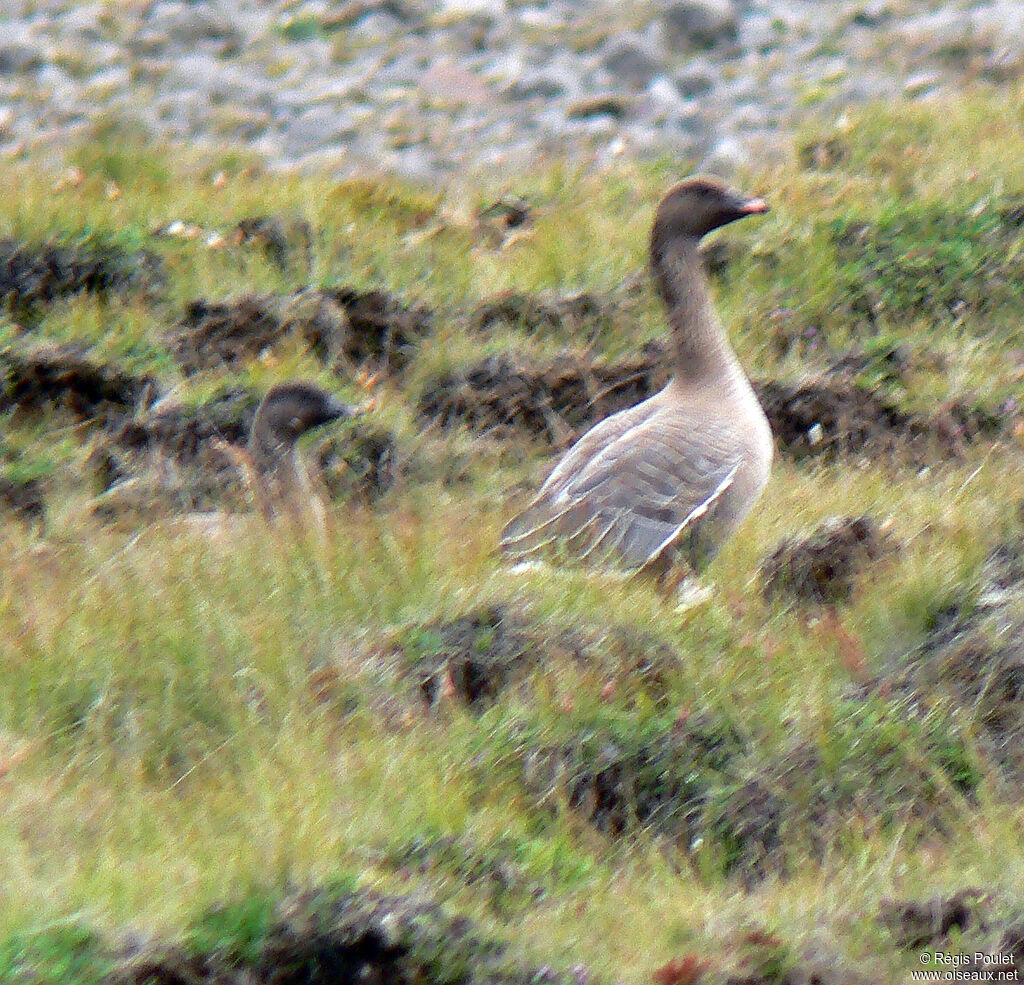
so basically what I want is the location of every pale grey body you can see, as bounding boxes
[501,178,773,577]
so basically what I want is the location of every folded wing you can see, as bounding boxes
[501,411,740,572]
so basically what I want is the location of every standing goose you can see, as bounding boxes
[501,178,772,580]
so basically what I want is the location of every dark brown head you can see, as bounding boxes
[651,177,768,250]
[249,381,356,468]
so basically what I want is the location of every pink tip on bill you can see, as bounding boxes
[738,196,769,215]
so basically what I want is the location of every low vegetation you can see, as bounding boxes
[4,90,1024,983]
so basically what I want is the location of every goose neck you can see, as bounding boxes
[651,235,738,386]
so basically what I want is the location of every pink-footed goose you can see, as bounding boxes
[92,381,356,532]
[240,381,357,519]
[501,178,772,581]
[179,380,357,525]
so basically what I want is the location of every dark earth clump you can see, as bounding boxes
[962,919,1024,977]
[0,235,163,321]
[232,214,314,271]
[518,712,780,880]
[0,475,46,527]
[0,342,157,427]
[380,834,542,914]
[327,286,433,374]
[167,287,431,376]
[377,603,679,712]
[754,372,913,459]
[95,387,258,513]
[418,346,668,448]
[878,891,1024,982]
[700,239,737,278]
[470,290,612,340]
[108,883,579,985]
[756,368,1003,461]
[760,515,897,605]
[714,707,977,883]
[112,388,256,463]
[520,712,744,838]
[166,290,346,375]
[419,347,1001,461]
[515,692,975,885]
[389,604,573,709]
[877,540,1024,789]
[319,422,403,502]
[879,889,990,948]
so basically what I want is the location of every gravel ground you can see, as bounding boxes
[1,0,1023,180]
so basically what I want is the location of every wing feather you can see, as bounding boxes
[501,405,740,571]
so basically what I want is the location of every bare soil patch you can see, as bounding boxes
[96,387,257,512]
[470,290,614,341]
[0,236,163,321]
[0,475,45,527]
[875,539,1024,789]
[166,287,431,376]
[878,890,1024,982]
[0,342,156,426]
[329,286,433,374]
[418,346,668,448]
[757,370,1001,461]
[519,707,971,885]
[109,884,575,985]
[419,347,1002,461]
[375,602,678,712]
[166,291,344,375]
[755,372,913,458]
[879,889,990,949]
[760,515,897,605]
[963,920,1024,978]
[318,423,403,503]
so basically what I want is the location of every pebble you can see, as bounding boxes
[661,0,739,51]
[600,39,662,89]
[0,0,1017,180]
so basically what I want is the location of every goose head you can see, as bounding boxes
[652,177,768,247]
[249,381,357,467]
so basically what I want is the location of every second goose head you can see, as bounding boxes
[249,381,357,472]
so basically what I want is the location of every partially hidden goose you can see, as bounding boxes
[237,380,358,520]
[501,178,772,583]
[92,381,357,532]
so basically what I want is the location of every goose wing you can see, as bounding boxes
[501,412,740,571]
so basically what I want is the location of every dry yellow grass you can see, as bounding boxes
[3,89,1024,982]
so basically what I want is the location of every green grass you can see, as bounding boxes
[3,89,1024,982]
